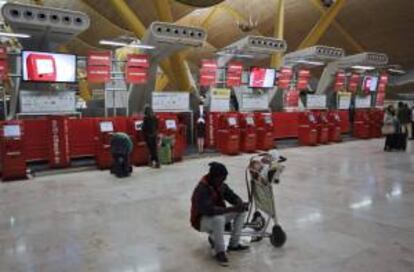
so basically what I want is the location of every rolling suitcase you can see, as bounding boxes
[391,125,407,151]
[393,132,407,151]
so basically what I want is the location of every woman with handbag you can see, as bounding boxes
[383,106,397,151]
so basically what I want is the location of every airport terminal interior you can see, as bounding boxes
[0,0,413,271]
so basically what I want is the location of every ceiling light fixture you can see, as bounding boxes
[295,60,325,66]
[99,40,155,50]
[216,52,254,58]
[0,32,31,38]
[351,65,375,70]
[387,68,406,74]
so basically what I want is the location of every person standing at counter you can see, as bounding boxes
[196,116,206,154]
[142,105,161,168]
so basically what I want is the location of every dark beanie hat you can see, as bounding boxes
[208,162,228,178]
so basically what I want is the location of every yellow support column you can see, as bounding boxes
[154,0,192,91]
[298,0,346,49]
[155,73,170,91]
[309,0,364,52]
[107,0,175,86]
[271,0,285,68]
[200,6,220,28]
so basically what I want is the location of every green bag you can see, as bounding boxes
[158,137,172,165]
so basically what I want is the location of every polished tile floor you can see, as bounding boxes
[0,139,413,272]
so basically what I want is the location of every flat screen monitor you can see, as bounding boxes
[100,121,114,133]
[249,67,276,88]
[22,51,77,83]
[264,115,273,125]
[166,120,177,130]
[309,114,316,123]
[246,117,255,125]
[3,125,21,138]
[363,76,379,92]
[228,117,237,126]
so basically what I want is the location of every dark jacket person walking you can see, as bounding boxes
[142,105,160,168]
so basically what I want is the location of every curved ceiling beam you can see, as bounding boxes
[271,0,285,68]
[309,0,364,52]
[298,0,346,49]
[80,0,133,34]
[154,0,192,91]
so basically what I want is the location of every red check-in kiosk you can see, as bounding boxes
[239,113,257,153]
[48,116,70,168]
[298,111,318,146]
[338,110,351,134]
[95,119,114,169]
[369,109,383,138]
[353,110,370,139]
[254,112,274,151]
[206,112,221,148]
[216,113,240,155]
[315,111,330,144]
[157,113,186,162]
[129,117,149,166]
[327,111,342,142]
[1,121,27,181]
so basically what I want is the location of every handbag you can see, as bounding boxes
[381,124,395,135]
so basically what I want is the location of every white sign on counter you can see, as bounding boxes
[152,92,190,112]
[355,95,372,108]
[237,86,270,111]
[20,90,76,113]
[210,88,231,112]
[307,94,327,109]
[337,92,352,110]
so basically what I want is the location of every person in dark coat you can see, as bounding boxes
[142,105,160,168]
[110,132,133,178]
[397,102,410,135]
[191,162,249,266]
[383,106,396,151]
[410,105,414,140]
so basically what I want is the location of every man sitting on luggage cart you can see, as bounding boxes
[191,162,249,266]
[110,132,133,178]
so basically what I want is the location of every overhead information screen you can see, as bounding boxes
[249,67,276,88]
[22,51,77,83]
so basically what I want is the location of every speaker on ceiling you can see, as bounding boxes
[321,0,336,8]
[174,0,225,7]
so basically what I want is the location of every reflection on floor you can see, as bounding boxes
[0,139,413,272]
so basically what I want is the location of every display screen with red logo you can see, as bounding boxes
[22,51,77,83]
[249,67,276,88]
[363,76,379,92]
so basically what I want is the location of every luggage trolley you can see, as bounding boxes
[230,152,287,247]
